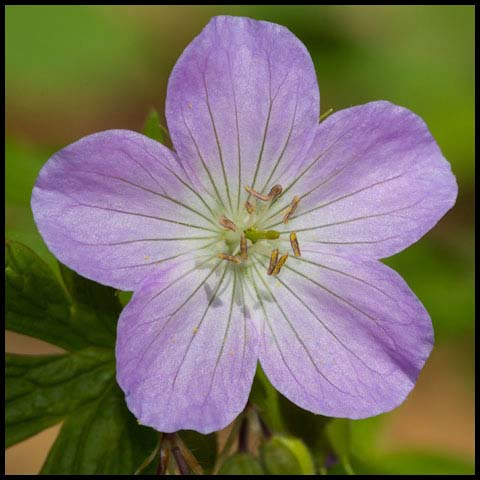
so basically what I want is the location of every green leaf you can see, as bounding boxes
[249,364,285,432]
[261,435,315,475]
[324,418,354,474]
[6,241,117,350]
[278,394,331,449]
[218,453,264,475]
[143,108,166,144]
[5,240,158,473]
[40,383,156,474]
[6,349,114,447]
[179,430,217,473]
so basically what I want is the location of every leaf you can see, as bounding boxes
[278,394,331,450]
[41,383,156,474]
[179,430,217,473]
[6,241,116,350]
[218,453,264,475]
[5,349,114,447]
[5,240,157,473]
[249,364,285,433]
[143,108,166,144]
[324,418,354,474]
[260,435,315,475]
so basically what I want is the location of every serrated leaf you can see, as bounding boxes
[218,453,264,475]
[6,241,117,350]
[143,109,166,144]
[261,435,315,475]
[5,349,114,447]
[5,240,157,474]
[40,383,156,474]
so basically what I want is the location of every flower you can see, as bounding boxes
[31,15,457,434]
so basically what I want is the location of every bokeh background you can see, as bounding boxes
[5,5,474,475]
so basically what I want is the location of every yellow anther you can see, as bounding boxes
[271,252,289,276]
[245,185,270,201]
[219,215,237,232]
[217,253,242,264]
[245,200,255,214]
[240,233,248,260]
[283,196,300,224]
[289,231,301,257]
[193,326,199,334]
[267,249,279,276]
[268,184,283,200]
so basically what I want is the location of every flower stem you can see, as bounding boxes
[238,416,249,453]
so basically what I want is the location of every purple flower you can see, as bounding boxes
[31,16,457,434]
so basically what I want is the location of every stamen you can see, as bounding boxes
[289,231,301,257]
[268,184,283,201]
[217,253,242,264]
[245,186,270,201]
[245,200,255,214]
[240,233,248,260]
[282,196,300,224]
[271,252,289,276]
[219,215,237,232]
[267,249,279,275]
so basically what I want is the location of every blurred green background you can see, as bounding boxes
[5,5,474,475]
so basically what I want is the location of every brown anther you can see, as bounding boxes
[245,200,255,214]
[240,233,248,260]
[289,231,301,257]
[271,252,289,276]
[217,253,242,264]
[245,185,271,201]
[268,184,283,201]
[219,215,237,232]
[267,249,279,275]
[282,196,300,224]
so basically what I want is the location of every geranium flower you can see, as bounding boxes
[31,15,457,434]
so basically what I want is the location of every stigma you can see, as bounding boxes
[214,183,301,277]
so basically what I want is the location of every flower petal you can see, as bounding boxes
[263,101,457,258]
[251,249,433,419]
[31,130,220,291]
[166,15,319,216]
[116,258,258,433]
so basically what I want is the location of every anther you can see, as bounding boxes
[282,196,300,224]
[240,233,248,260]
[289,231,301,257]
[245,200,255,214]
[219,215,237,232]
[271,252,289,276]
[267,249,279,275]
[245,186,270,201]
[268,184,283,201]
[217,253,242,264]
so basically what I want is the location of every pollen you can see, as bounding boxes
[283,196,300,224]
[219,215,237,232]
[289,232,301,257]
[268,184,283,200]
[217,253,242,264]
[193,326,199,334]
[271,252,289,276]
[267,249,279,275]
[144,255,150,261]
[245,200,255,214]
[240,233,248,260]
